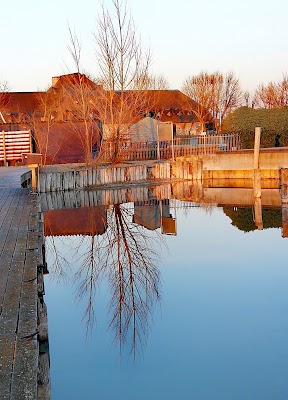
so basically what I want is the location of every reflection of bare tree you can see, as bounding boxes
[46,236,71,283]
[108,205,161,357]
[45,203,162,358]
[74,234,102,333]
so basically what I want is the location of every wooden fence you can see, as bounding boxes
[0,130,32,163]
[99,133,240,162]
[37,161,171,193]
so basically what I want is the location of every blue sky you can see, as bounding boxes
[1,0,288,94]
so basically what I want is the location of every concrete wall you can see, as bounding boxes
[202,148,288,171]
[171,148,288,188]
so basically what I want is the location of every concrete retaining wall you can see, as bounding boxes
[21,148,288,193]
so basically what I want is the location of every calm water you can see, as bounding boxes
[43,184,288,400]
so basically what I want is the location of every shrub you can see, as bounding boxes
[221,106,288,149]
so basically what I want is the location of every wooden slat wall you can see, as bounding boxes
[0,130,32,161]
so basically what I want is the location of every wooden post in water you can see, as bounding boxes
[253,127,261,198]
[253,197,263,230]
[253,127,262,227]
[280,168,288,237]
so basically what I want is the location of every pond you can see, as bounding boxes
[42,182,288,400]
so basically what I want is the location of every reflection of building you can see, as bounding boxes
[44,206,107,236]
[161,216,176,236]
[133,200,161,230]
[133,199,176,235]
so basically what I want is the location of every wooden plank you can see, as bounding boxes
[10,336,38,400]
[0,334,15,399]
[0,168,42,399]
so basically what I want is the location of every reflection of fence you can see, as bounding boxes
[99,134,240,161]
[0,130,32,164]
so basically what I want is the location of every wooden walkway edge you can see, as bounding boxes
[0,168,49,400]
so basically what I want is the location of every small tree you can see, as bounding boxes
[243,90,250,107]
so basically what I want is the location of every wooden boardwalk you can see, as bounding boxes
[0,167,40,399]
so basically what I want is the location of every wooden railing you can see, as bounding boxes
[0,130,32,163]
[99,134,240,162]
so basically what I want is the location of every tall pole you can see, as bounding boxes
[253,127,261,170]
[157,123,160,160]
[171,123,174,162]
[253,126,261,198]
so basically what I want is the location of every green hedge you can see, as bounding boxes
[221,106,288,149]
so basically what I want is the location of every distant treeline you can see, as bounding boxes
[221,106,288,149]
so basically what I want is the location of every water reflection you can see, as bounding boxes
[43,193,173,357]
[42,183,287,358]
[223,206,282,233]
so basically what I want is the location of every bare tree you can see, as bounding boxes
[278,75,288,106]
[63,27,103,165]
[93,0,152,160]
[182,72,214,131]
[0,81,10,123]
[95,0,150,91]
[182,71,242,132]
[253,82,279,108]
[132,73,169,90]
[253,75,288,108]
[211,71,242,129]
[62,1,155,163]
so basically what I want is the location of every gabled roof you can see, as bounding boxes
[143,89,199,111]
[0,74,202,125]
[116,90,198,123]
